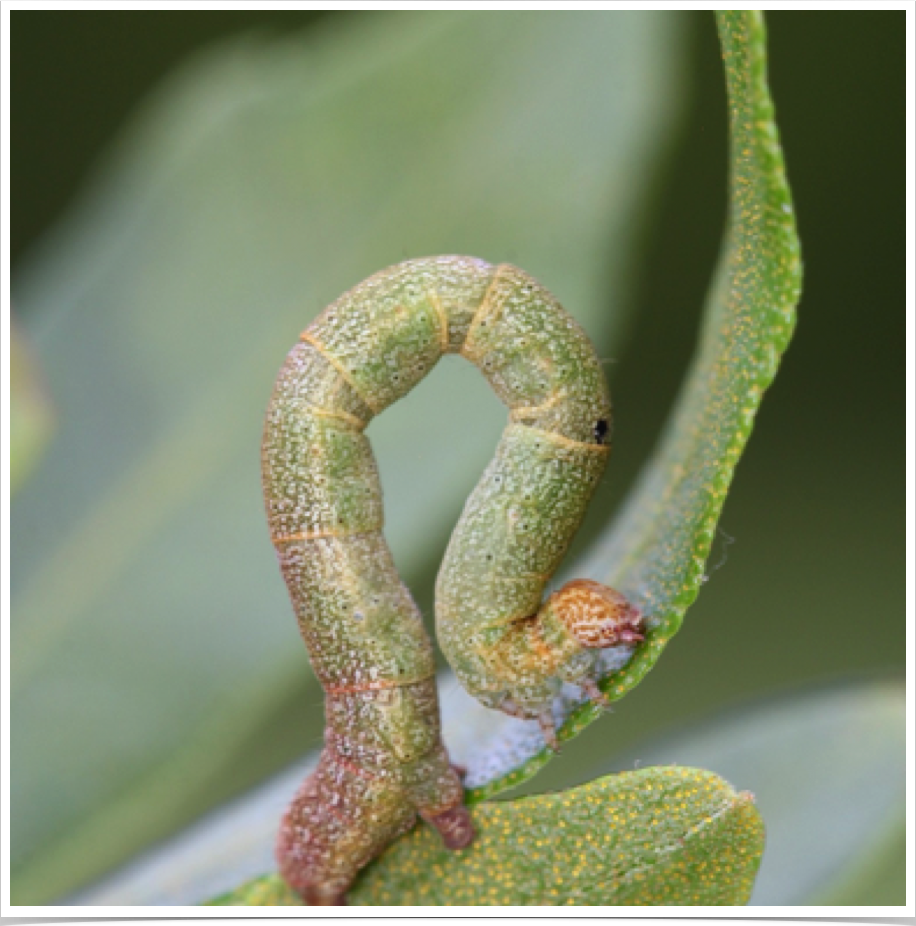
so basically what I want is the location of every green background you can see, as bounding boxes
[11,10,904,903]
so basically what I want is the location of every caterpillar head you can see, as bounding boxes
[550,579,644,649]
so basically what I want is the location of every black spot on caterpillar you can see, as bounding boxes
[262,256,643,904]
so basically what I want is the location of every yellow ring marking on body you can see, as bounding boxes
[299,331,382,414]
[271,526,382,546]
[324,673,435,695]
[305,405,368,431]
[461,264,508,361]
[510,390,565,422]
[522,425,611,453]
[428,290,451,355]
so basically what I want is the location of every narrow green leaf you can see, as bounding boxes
[209,767,764,906]
[461,9,803,801]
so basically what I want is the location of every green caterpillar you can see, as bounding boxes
[261,256,643,904]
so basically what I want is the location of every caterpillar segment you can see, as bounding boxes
[261,256,643,903]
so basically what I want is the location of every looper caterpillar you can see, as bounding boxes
[262,256,644,904]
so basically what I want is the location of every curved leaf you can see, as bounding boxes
[209,767,764,906]
[459,9,803,801]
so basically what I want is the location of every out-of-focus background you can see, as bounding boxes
[11,11,904,906]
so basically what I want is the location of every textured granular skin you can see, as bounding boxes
[261,256,642,903]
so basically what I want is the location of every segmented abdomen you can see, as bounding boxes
[262,256,633,904]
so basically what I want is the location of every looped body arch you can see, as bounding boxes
[262,256,642,904]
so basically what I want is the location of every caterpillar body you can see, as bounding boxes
[262,256,643,904]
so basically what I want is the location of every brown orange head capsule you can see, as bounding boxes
[549,579,644,649]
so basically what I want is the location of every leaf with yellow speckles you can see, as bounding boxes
[208,766,764,906]
[461,9,802,802]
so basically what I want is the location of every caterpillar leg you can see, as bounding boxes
[425,803,475,849]
[404,743,475,850]
[580,676,613,710]
[538,711,561,753]
[467,581,644,746]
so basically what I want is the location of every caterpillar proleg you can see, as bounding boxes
[262,256,643,904]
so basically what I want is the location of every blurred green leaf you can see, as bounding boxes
[10,319,54,493]
[815,822,906,906]
[11,11,686,902]
[209,767,764,906]
[460,9,803,803]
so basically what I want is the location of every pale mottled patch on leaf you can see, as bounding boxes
[10,320,54,494]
